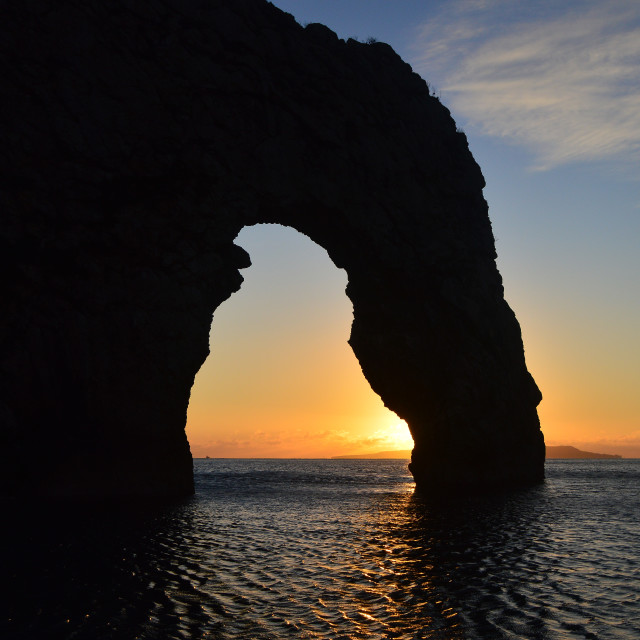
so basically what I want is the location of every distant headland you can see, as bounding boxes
[545,446,621,459]
[332,445,622,460]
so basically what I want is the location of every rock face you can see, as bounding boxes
[0,0,544,497]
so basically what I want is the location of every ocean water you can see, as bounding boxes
[3,458,640,639]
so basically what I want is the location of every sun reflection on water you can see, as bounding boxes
[6,461,640,639]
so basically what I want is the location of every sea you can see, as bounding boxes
[3,458,640,640]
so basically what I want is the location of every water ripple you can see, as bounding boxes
[3,459,640,639]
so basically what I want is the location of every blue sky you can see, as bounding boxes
[187,0,640,457]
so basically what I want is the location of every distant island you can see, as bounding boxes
[332,445,621,460]
[545,445,621,459]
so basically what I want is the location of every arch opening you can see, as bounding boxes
[186,224,413,460]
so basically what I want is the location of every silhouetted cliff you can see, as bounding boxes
[0,0,544,496]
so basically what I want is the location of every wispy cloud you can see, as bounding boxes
[410,0,640,170]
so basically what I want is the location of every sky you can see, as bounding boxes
[187,0,640,458]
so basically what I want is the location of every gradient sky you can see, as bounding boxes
[187,0,640,458]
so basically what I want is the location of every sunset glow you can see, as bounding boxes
[186,224,413,459]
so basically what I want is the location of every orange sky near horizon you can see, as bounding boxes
[186,224,640,460]
[186,224,415,459]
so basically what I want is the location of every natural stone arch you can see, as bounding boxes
[0,0,544,497]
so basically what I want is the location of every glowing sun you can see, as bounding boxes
[369,421,414,451]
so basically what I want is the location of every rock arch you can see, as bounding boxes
[0,0,544,496]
